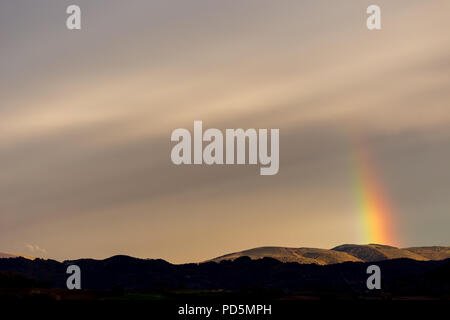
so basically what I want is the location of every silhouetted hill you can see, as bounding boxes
[0,272,50,288]
[0,252,35,259]
[0,254,449,298]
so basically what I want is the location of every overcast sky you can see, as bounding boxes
[1,0,449,263]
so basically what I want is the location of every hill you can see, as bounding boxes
[210,244,450,264]
[0,252,35,259]
[405,246,450,260]
[332,244,429,262]
[210,246,362,265]
[0,254,449,298]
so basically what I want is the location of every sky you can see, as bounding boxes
[1,0,450,263]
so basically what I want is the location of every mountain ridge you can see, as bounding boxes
[209,244,450,265]
[3,244,450,265]
[1,253,449,295]
[0,252,36,260]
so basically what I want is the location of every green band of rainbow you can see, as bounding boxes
[353,144,397,245]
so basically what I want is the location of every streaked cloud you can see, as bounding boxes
[1,0,449,263]
[25,243,47,255]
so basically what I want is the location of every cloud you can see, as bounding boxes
[25,244,47,255]
[0,0,449,262]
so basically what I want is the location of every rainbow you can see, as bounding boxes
[352,143,398,246]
